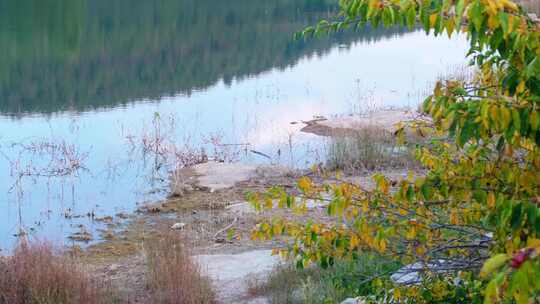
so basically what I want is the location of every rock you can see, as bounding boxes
[169,182,195,197]
[528,13,540,23]
[116,212,130,219]
[301,109,428,137]
[255,165,293,178]
[226,201,256,215]
[98,229,115,240]
[170,222,186,230]
[137,202,163,213]
[305,198,329,209]
[171,161,294,193]
[68,230,93,242]
[341,297,365,304]
[108,263,120,274]
[94,215,113,223]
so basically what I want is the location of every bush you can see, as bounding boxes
[252,0,540,302]
[145,229,216,304]
[0,241,113,304]
[325,128,417,172]
[248,253,401,304]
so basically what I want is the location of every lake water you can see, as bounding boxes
[0,0,469,251]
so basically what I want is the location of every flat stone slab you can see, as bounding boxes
[301,109,426,137]
[190,162,258,191]
[171,161,292,194]
[194,250,280,303]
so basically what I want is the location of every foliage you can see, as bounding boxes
[247,253,401,304]
[250,0,540,302]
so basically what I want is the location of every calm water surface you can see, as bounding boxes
[0,0,468,251]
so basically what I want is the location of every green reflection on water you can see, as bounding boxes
[0,0,408,115]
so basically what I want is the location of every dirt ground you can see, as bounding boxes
[77,163,411,303]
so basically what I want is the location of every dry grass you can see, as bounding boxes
[0,241,115,304]
[145,229,216,304]
[246,265,308,304]
[246,254,402,304]
[325,128,417,172]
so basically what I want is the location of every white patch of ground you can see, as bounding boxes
[172,162,291,193]
[195,250,281,304]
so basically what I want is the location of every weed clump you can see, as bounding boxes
[325,128,417,172]
[145,229,216,304]
[0,241,114,304]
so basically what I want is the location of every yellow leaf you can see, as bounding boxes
[486,0,498,15]
[526,238,540,248]
[531,111,538,131]
[516,81,526,94]
[500,0,518,11]
[480,253,510,278]
[508,14,515,32]
[446,18,455,37]
[298,177,312,193]
[416,245,427,256]
[272,223,283,235]
[487,15,499,29]
[487,192,496,209]
[450,210,459,225]
[490,105,499,126]
[429,13,438,27]
[350,234,360,250]
[393,288,401,300]
[375,175,390,194]
[500,106,511,129]
[265,197,273,209]
[406,226,417,239]
[379,238,387,252]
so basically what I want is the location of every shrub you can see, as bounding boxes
[252,0,540,302]
[247,253,401,304]
[145,229,216,304]
[0,241,113,304]
[325,128,417,172]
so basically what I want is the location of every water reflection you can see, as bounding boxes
[0,0,410,116]
[0,0,470,251]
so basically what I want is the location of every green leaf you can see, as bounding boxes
[286,195,294,208]
[535,214,540,235]
[406,5,416,29]
[499,12,509,35]
[509,265,531,304]
[420,183,432,200]
[458,119,475,146]
[511,202,523,231]
[406,185,414,202]
[512,108,521,132]
[526,57,540,79]
[455,0,465,27]
[469,0,484,31]
[226,228,235,240]
[526,203,538,228]
[473,190,487,204]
